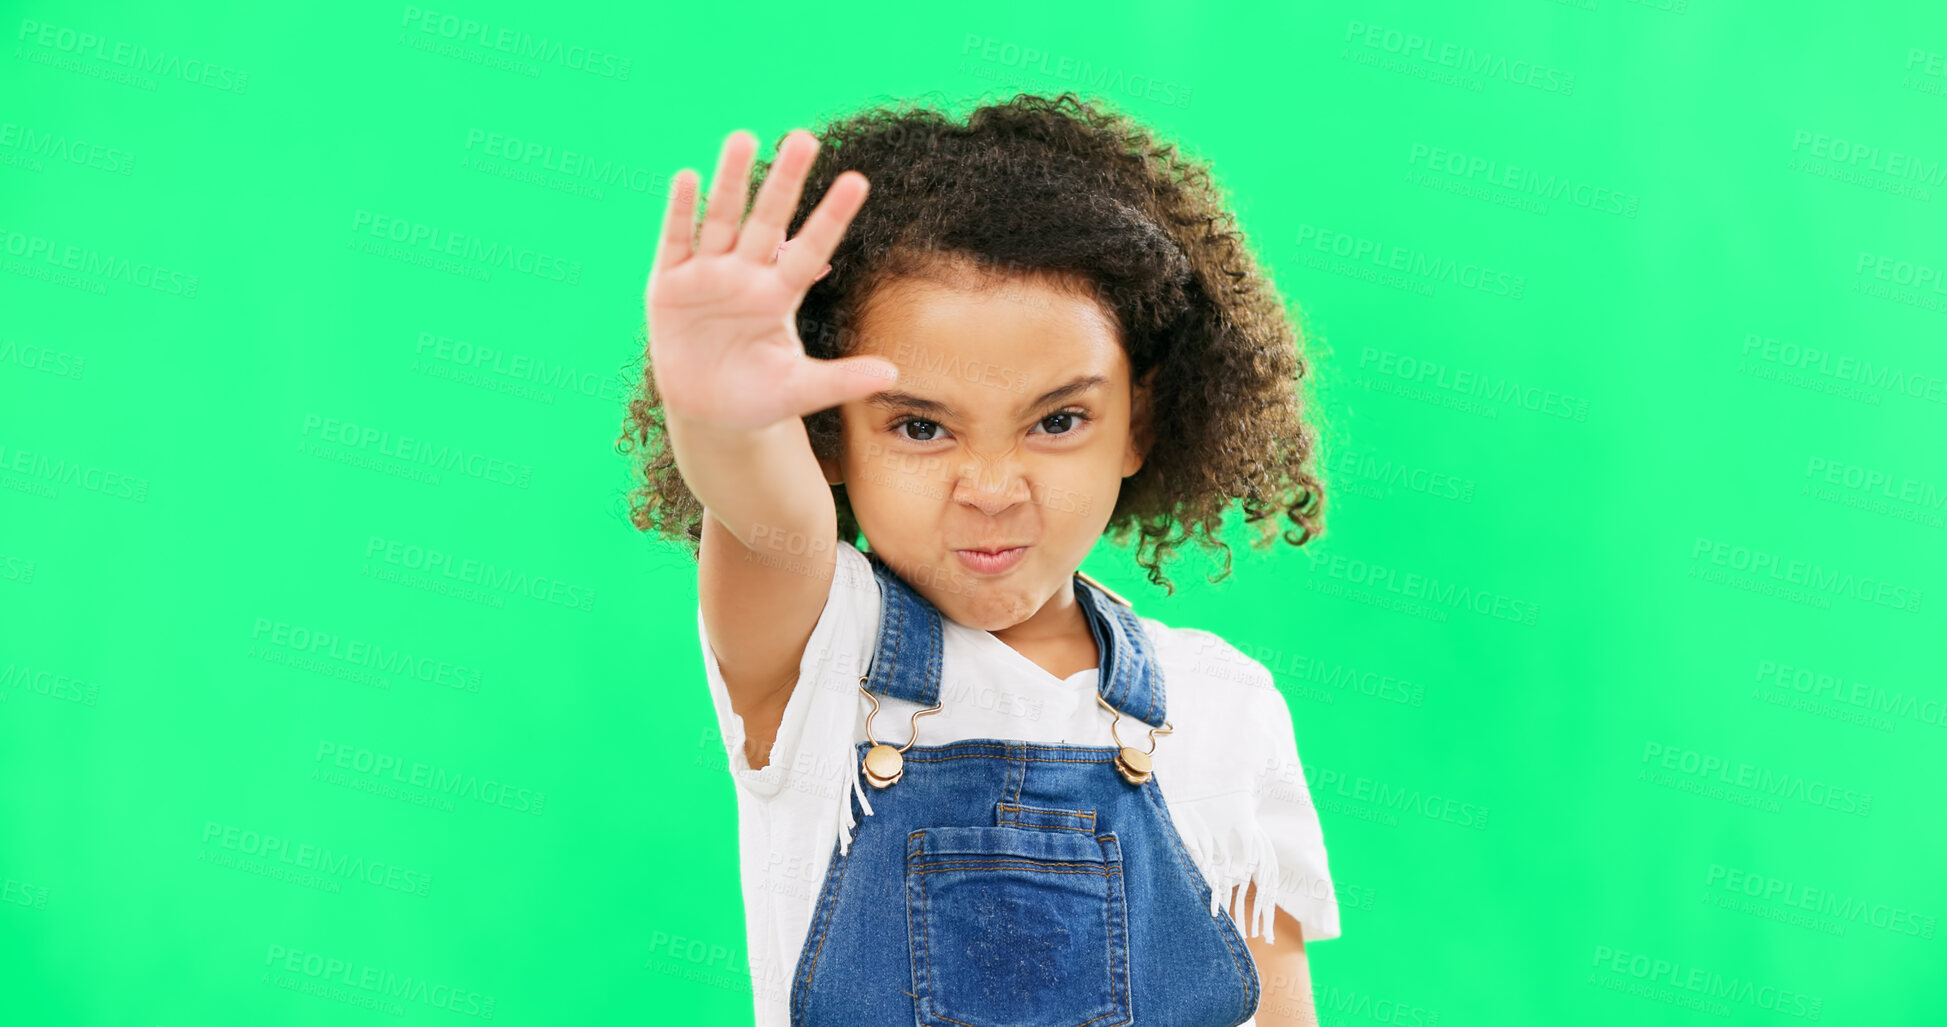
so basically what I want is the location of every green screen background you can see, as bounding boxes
[5,0,1943,1023]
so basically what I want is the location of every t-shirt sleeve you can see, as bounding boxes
[1150,624,1342,946]
[696,542,880,800]
[1248,673,1342,943]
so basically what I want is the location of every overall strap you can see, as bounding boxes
[1078,573,1168,728]
[860,550,1168,729]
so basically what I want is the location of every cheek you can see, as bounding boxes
[855,446,952,496]
[1027,457,1117,522]
[1074,425,1138,509]
[843,445,954,519]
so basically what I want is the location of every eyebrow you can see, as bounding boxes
[866,374,1111,420]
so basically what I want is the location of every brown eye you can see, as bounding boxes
[1032,408,1092,437]
[896,418,947,442]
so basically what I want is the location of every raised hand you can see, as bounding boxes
[646,129,897,433]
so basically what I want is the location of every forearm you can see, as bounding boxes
[1243,893,1317,1027]
[664,410,835,550]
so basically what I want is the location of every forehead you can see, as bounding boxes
[850,268,1128,391]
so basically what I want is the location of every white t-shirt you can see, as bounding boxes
[698,541,1339,1027]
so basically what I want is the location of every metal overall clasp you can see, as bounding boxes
[1096,693,1172,785]
[857,675,942,789]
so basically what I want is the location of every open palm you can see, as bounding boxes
[646,128,897,432]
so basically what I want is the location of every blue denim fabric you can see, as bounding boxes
[790,551,1260,1026]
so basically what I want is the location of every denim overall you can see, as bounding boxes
[789,551,1261,1026]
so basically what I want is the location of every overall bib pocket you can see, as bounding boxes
[905,826,1132,1027]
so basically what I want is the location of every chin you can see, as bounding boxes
[954,577,1048,628]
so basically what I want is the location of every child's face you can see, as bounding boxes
[817,267,1155,634]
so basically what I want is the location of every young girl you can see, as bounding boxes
[625,92,1337,1027]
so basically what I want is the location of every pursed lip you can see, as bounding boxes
[952,545,1031,575]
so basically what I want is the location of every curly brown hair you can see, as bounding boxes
[617,91,1328,595]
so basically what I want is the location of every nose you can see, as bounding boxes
[950,455,1032,517]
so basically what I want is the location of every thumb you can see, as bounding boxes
[789,355,899,413]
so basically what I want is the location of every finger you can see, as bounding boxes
[696,130,757,256]
[775,170,868,293]
[734,129,820,265]
[774,239,833,280]
[651,169,700,278]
